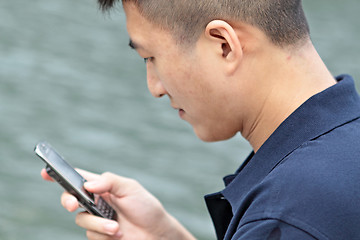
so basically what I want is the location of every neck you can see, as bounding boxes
[242,41,336,152]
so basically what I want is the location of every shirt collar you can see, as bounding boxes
[222,74,360,212]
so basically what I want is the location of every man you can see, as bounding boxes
[42,0,360,239]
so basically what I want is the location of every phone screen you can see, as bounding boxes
[45,147,91,197]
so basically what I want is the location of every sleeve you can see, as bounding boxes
[231,219,318,240]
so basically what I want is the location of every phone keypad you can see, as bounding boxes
[97,197,117,220]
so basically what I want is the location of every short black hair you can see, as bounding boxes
[98,0,310,47]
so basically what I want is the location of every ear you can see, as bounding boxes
[204,20,243,75]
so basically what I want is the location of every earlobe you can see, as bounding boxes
[205,20,243,74]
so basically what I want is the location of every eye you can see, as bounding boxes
[144,57,154,63]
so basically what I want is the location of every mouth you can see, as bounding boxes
[171,105,186,119]
[178,109,185,119]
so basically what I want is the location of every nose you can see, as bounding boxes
[146,63,167,98]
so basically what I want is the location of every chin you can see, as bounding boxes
[195,128,237,142]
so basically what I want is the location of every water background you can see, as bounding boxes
[0,1,359,239]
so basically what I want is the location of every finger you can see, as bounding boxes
[86,230,123,240]
[86,230,108,240]
[76,212,121,237]
[41,168,54,182]
[84,172,141,197]
[75,169,101,181]
[61,191,79,212]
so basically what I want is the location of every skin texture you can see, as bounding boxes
[42,2,337,239]
[126,6,247,142]
[41,169,195,240]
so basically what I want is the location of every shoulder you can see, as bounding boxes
[275,117,360,186]
[238,121,360,239]
[269,118,360,209]
[242,120,360,238]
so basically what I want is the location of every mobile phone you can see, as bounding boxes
[34,141,117,220]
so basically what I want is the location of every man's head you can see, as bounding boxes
[98,0,321,146]
[99,0,310,48]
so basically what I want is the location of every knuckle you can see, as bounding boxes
[121,177,141,190]
[128,178,140,187]
[101,171,114,179]
[102,171,139,186]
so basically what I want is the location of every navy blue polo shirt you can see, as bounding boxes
[205,75,360,240]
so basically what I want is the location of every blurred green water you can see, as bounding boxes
[0,1,359,239]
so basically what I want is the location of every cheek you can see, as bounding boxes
[159,61,198,97]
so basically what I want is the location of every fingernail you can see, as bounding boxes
[84,181,96,189]
[104,221,119,235]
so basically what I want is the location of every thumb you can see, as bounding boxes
[84,172,142,198]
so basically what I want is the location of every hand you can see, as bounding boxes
[41,169,195,240]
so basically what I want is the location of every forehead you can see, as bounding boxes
[123,2,197,58]
[123,3,149,33]
[123,3,169,49]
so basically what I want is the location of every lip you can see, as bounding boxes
[178,109,185,119]
[171,104,185,119]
